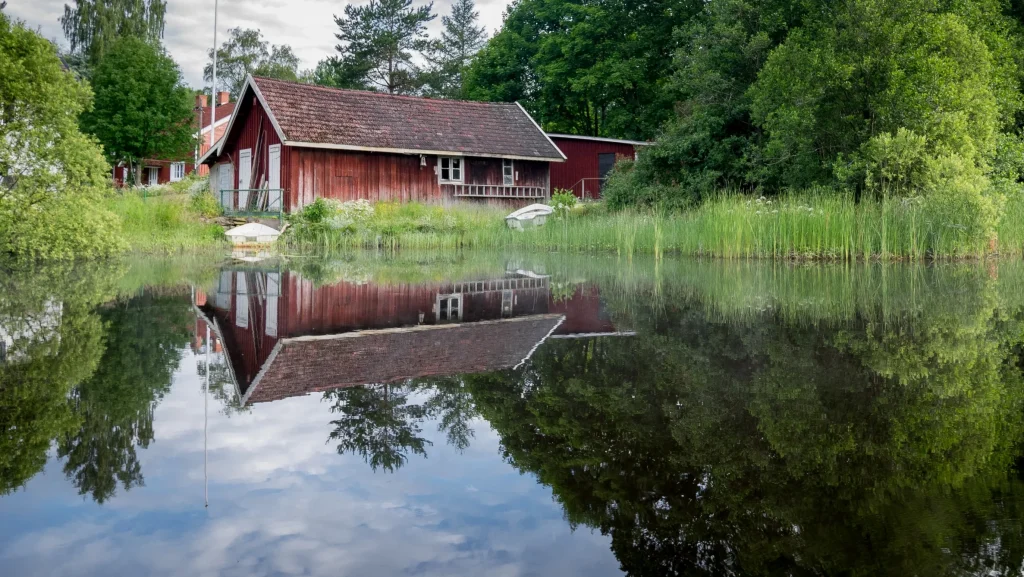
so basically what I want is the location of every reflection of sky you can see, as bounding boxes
[0,349,621,576]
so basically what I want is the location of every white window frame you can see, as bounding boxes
[170,162,186,182]
[436,293,462,321]
[438,156,463,183]
[502,159,514,186]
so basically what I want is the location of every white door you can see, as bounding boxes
[265,272,279,337]
[268,144,281,210]
[217,163,234,209]
[235,272,249,329]
[147,166,159,185]
[238,149,252,209]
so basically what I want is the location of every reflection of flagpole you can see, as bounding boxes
[205,323,210,509]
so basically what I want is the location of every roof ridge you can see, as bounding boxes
[250,75,520,108]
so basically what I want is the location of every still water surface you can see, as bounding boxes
[3,253,1024,576]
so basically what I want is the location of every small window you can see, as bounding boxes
[439,157,463,183]
[437,294,462,321]
[170,162,186,182]
[502,159,514,185]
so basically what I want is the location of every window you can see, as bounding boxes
[439,157,463,182]
[436,294,462,321]
[170,162,186,182]
[502,159,514,185]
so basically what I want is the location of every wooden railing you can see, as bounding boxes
[220,188,284,222]
[445,183,548,199]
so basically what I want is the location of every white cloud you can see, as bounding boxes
[5,0,508,87]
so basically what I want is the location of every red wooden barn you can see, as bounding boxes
[199,75,566,213]
[547,134,649,199]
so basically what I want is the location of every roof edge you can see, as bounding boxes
[516,102,568,161]
[283,140,565,163]
[547,133,651,146]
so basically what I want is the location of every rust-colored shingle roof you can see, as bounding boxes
[244,314,564,404]
[251,76,565,161]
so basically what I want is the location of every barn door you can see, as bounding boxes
[238,149,252,210]
[268,144,281,210]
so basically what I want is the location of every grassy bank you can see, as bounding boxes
[283,193,1024,260]
[104,190,226,254]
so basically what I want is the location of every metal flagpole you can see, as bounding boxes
[205,323,210,509]
[210,0,219,150]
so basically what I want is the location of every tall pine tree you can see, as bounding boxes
[423,0,488,99]
[332,0,435,94]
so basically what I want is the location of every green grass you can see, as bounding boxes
[282,193,1024,260]
[104,191,226,254]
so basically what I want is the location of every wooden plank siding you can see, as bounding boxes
[288,149,550,212]
[214,93,288,207]
[549,137,640,198]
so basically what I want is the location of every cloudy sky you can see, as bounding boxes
[6,0,509,88]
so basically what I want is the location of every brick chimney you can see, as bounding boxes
[217,91,229,106]
[195,93,208,108]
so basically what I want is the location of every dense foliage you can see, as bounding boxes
[82,36,196,181]
[597,0,1024,241]
[0,13,124,260]
[465,0,697,139]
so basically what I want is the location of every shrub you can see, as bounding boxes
[549,189,577,218]
[189,191,222,218]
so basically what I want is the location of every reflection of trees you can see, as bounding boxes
[58,293,192,503]
[466,289,1024,576]
[0,263,121,495]
[326,383,432,472]
[197,353,249,416]
[325,378,479,471]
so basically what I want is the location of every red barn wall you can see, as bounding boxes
[549,137,639,199]
[212,93,289,207]
[288,150,549,212]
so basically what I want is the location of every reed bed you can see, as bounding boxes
[284,193,1024,260]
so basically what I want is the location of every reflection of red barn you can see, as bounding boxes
[195,268,629,405]
[547,134,649,199]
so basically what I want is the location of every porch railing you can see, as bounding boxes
[445,183,548,199]
[220,188,284,222]
[568,178,606,200]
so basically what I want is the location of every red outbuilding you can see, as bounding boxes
[199,75,566,213]
[547,134,649,199]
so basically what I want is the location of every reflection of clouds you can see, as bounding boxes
[7,0,509,88]
[0,349,621,576]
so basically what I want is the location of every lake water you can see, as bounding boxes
[3,252,1024,576]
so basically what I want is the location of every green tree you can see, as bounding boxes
[0,13,124,260]
[332,0,436,94]
[465,0,700,139]
[81,36,195,185]
[203,27,300,98]
[422,0,488,99]
[300,55,372,90]
[61,0,166,66]
[604,0,807,207]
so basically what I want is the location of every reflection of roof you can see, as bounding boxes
[243,314,564,405]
